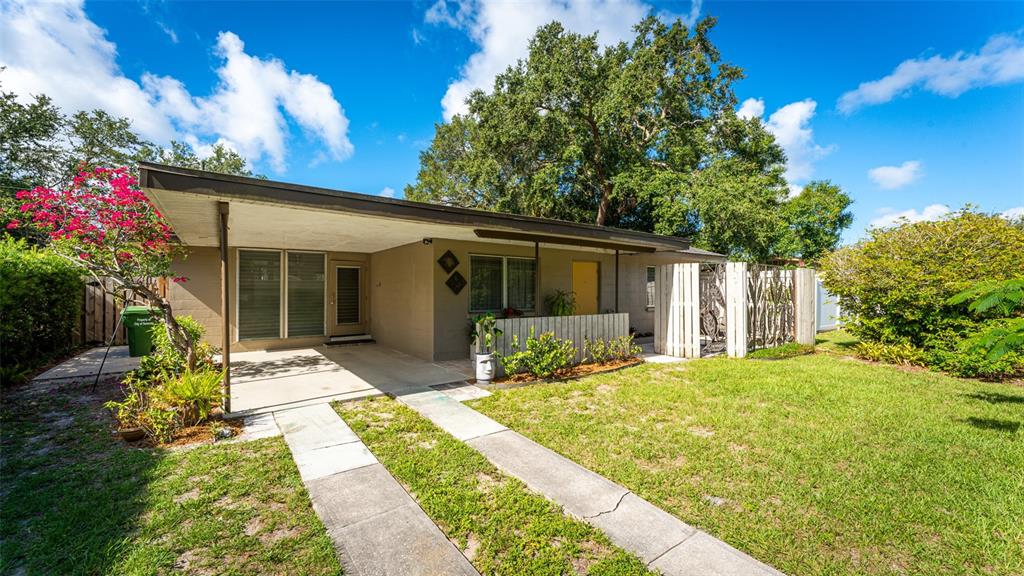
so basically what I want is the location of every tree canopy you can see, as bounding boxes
[407,17,851,260]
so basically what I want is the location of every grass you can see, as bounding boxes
[469,352,1024,576]
[335,397,653,576]
[0,378,339,576]
[815,328,860,353]
[746,342,815,359]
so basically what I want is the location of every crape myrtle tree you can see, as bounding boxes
[406,17,849,261]
[9,167,200,369]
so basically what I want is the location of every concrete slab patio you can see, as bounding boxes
[275,403,479,576]
[228,344,467,415]
[33,346,140,382]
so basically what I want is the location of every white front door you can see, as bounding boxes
[330,262,367,336]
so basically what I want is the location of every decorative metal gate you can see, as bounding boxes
[746,264,795,350]
[699,263,728,356]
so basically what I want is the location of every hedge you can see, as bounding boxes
[820,209,1024,379]
[0,237,83,383]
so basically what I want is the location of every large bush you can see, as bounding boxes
[820,209,1024,378]
[0,237,83,383]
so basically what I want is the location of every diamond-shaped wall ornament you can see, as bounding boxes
[445,271,467,295]
[437,250,459,274]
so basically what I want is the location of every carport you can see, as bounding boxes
[227,344,469,416]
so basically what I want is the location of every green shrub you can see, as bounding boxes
[149,315,216,373]
[0,237,83,383]
[820,209,1024,379]
[159,369,223,425]
[501,328,577,378]
[584,335,643,364]
[854,341,926,366]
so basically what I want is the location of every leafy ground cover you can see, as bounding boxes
[469,352,1024,576]
[336,397,653,576]
[0,378,339,576]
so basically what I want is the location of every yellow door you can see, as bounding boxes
[572,261,599,315]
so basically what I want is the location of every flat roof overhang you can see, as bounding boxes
[140,162,722,258]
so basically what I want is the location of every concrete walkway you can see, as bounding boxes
[34,346,140,381]
[393,388,783,576]
[274,404,478,576]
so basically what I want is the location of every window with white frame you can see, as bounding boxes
[237,249,325,340]
[646,266,656,308]
[470,255,536,312]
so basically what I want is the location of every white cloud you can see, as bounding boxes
[158,22,179,44]
[0,0,353,172]
[739,98,834,192]
[867,160,922,190]
[870,204,950,229]
[1002,206,1024,220]
[379,186,398,198]
[736,97,764,120]
[426,0,702,121]
[838,33,1024,114]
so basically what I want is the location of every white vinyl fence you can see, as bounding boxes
[475,313,630,364]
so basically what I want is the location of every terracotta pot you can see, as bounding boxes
[118,427,146,442]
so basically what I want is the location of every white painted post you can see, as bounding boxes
[725,262,748,358]
[794,268,817,345]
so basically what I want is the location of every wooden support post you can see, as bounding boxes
[218,201,231,414]
[614,250,620,313]
[725,262,748,358]
[534,241,540,315]
[794,268,817,345]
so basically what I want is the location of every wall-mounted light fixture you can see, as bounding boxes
[422,238,433,245]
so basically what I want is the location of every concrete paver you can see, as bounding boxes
[34,346,139,381]
[467,429,627,518]
[399,389,506,441]
[651,530,783,576]
[275,401,479,576]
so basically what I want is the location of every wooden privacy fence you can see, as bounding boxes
[75,277,168,346]
[655,263,817,359]
[475,313,630,364]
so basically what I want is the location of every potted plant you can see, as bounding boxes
[469,313,503,383]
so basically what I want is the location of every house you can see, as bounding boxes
[139,162,724,365]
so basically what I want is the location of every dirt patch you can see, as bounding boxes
[174,487,201,504]
[244,516,263,537]
[570,539,609,575]
[475,471,503,492]
[261,525,301,544]
[688,426,715,438]
[463,533,481,561]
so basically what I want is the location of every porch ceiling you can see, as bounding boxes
[147,189,485,252]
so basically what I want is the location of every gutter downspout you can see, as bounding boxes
[218,201,231,414]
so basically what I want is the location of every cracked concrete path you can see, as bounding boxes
[394,388,784,576]
[275,404,479,576]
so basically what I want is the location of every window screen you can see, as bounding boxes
[336,267,361,324]
[238,250,281,340]
[507,258,536,311]
[470,255,503,311]
[287,252,325,337]
[646,266,656,308]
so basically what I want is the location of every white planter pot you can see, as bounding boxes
[475,352,495,383]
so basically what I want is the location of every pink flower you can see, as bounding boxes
[6,220,19,229]
[172,276,188,283]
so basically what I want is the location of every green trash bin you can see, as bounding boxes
[122,306,159,357]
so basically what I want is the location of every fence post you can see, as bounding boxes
[794,268,817,345]
[725,262,748,358]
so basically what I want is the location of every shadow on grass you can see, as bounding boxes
[0,377,160,575]
[962,417,1021,434]
[963,391,1024,405]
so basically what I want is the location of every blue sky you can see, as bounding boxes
[1,0,1021,243]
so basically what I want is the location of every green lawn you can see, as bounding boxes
[469,351,1024,576]
[0,379,339,576]
[336,397,653,576]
